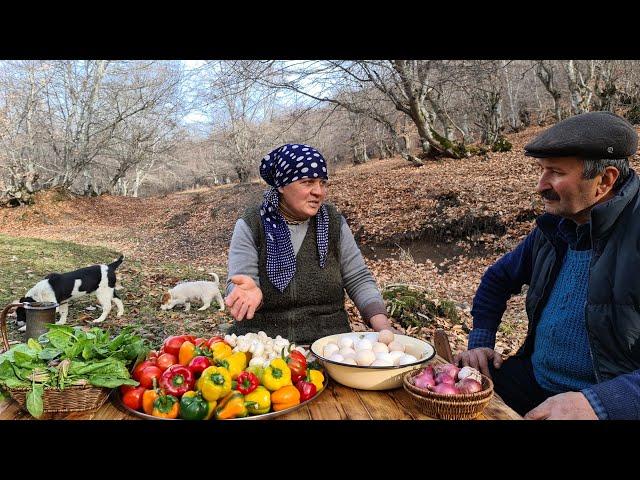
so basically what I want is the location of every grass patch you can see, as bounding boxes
[0,234,232,347]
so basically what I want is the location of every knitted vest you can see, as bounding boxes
[227,203,351,344]
[531,248,596,392]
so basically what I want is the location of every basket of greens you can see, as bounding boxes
[0,325,148,418]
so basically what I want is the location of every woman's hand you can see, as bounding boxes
[224,275,263,321]
[369,314,401,334]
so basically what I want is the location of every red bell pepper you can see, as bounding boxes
[295,369,317,402]
[236,371,260,395]
[159,364,195,397]
[287,350,307,384]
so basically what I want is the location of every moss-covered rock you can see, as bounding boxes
[382,284,461,330]
[491,136,513,152]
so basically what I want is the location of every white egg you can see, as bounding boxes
[371,358,394,367]
[323,343,340,358]
[374,352,394,364]
[329,353,345,363]
[338,336,354,349]
[378,329,395,345]
[372,342,389,354]
[398,354,418,365]
[355,349,376,366]
[388,340,405,353]
[355,339,373,351]
[363,332,379,344]
[342,357,357,365]
[339,347,357,359]
[389,350,405,366]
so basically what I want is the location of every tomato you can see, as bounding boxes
[147,350,160,361]
[133,359,157,381]
[138,365,163,389]
[156,352,178,372]
[194,337,206,347]
[205,336,226,348]
[119,384,135,396]
[122,386,147,411]
[163,335,196,356]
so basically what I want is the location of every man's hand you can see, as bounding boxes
[224,275,263,321]
[453,347,503,378]
[524,392,598,420]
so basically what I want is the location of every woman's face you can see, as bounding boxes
[279,178,328,218]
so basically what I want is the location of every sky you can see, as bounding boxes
[182,60,210,125]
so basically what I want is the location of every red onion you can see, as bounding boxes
[413,366,436,389]
[431,383,459,395]
[435,372,456,385]
[456,378,483,394]
[434,363,460,379]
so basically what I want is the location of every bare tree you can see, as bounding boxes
[536,60,564,121]
[566,60,595,115]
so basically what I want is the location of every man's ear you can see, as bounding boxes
[597,166,620,196]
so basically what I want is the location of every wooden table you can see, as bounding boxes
[0,356,522,420]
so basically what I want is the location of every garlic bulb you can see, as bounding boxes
[458,366,482,383]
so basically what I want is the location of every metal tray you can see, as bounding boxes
[113,376,328,420]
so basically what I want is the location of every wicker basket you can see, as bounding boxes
[7,384,112,415]
[403,368,494,420]
[1,303,114,416]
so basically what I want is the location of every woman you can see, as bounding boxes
[224,143,396,344]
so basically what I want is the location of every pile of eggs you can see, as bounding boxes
[322,330,419,367]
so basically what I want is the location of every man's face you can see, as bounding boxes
[535,156,603,223]
[279,178,328,218]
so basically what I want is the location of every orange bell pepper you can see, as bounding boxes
[178,341,197,366]
[151,393,180,419]
[271,385,301,411]
[142,377,160,415]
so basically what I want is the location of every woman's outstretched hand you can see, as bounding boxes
[225,275,263,321]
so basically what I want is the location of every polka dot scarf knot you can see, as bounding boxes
[259,144,329,292]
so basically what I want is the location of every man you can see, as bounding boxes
[454,111,640,420]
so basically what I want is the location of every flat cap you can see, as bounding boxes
[524,111,638,159]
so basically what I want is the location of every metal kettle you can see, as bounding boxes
[0,301,59,351]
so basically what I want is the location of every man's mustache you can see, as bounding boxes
[539,189,560,201]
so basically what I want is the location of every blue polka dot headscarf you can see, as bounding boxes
[259,144,329,292]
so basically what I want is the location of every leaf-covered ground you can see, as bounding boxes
[2,125,639,355]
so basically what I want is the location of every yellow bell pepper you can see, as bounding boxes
[245,385,271,415]
[271,385,300,411]
[217,351,247,379]
[211,342,233,363]
[199,366,232,402]
[308,369,324,391]
[261,358,292,392]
